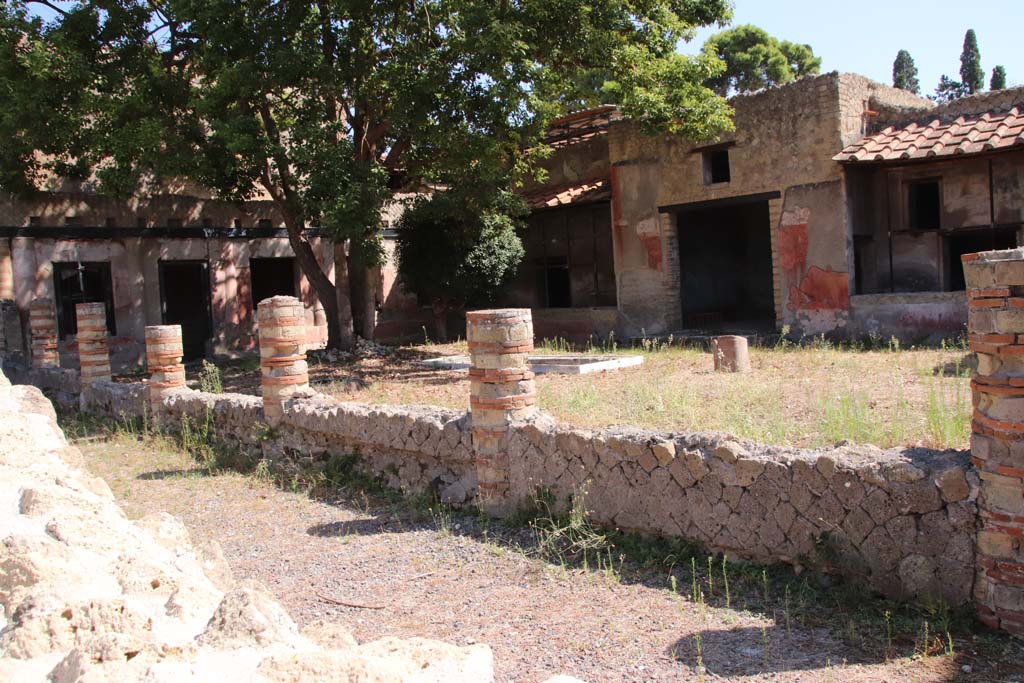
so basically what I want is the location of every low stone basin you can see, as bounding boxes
[414,354,644,375]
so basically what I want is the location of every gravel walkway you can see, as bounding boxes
[77,434,1020,683]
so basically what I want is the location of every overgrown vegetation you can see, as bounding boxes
[198,360,224,394]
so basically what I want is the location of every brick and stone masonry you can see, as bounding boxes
[28,298,58,368]
[75,302,111,385]
[145,325,186,411]
[964,248,1024,637]
[467,309,538,513]
[257,295,309,424]
[712,335,751,373]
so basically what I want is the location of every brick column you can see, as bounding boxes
[964,249,1024,637]
[467,309,537,514]
[29,298,59,368]
[257,295,308,424]
[75,302,111,385]
[145,325,186,410]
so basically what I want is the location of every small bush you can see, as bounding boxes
[198,360,223,394]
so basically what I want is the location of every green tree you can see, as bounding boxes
[394,190,524,342]
[702,24,821,96]
[1,0,734,349]
[934,75,968,103]
[959,28,984,94]
[892,50,920,93]
[991,65,1007,90]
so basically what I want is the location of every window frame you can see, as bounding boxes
[52,261,116,340]
[905,177,943,231]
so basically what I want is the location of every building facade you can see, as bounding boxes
[0,190,332,370]
[4,72,1024,362]
[473,73,1024,343]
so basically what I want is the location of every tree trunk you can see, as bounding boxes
[333,240,355,350]
[431,302,449,343]
[281,214,354,351]
[361,265,377,340]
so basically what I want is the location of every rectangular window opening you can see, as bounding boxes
[703,149,731,185]
[52,262,116,339]
[907,179,941,230]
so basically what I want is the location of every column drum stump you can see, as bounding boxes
[257,296,309,424]
[29,298,59,368]
[712,335,750,373]
[467,308,538,513]
[146,325,186,410]
[75,302,111,384]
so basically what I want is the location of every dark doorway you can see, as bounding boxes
[945,227,1017,291]
[676,200,775,330]
[52,261,116,339]
[159,261,212,361]
[250,257,297,310]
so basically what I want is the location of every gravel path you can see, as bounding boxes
[77,434,1020,683]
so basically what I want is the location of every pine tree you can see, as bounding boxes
[892,50,920,93]
[991,65,1008,90]
[959,29,984,94]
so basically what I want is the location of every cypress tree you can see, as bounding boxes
[991,65,1007,90]
[959,29,984,94]
[892,50,920,93]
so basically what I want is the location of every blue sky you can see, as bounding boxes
[678,0,1022,94]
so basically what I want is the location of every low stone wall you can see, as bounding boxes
[848,292,967,343]
[508,416,978,604]
[1,361,80,408]
[146,386,476,502]
[49,371,979,605]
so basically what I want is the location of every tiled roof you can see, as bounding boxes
[835,106,1024,163]
[522,178,610,210]
[544,105,621,149]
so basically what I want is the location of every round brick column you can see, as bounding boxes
[712,335,751,373]
[964,249,1024,637]
[146,325,186,409]
[467,309,537,513]
[29,298,59,368]
[257,295,309,424]
[75,302,111,384]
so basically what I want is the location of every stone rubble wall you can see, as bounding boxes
[5,358,982,606]
[0,365,500,682]
[156,387,477,503]
[508,415,979,605]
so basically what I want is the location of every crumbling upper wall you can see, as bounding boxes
[0,190,284,228]
[870,85,1024,131]
[837,72,934,147]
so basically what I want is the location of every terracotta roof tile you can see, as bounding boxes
[521,178,610,210]
[835,106,1024,163]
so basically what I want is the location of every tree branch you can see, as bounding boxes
[26,1,68,18]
